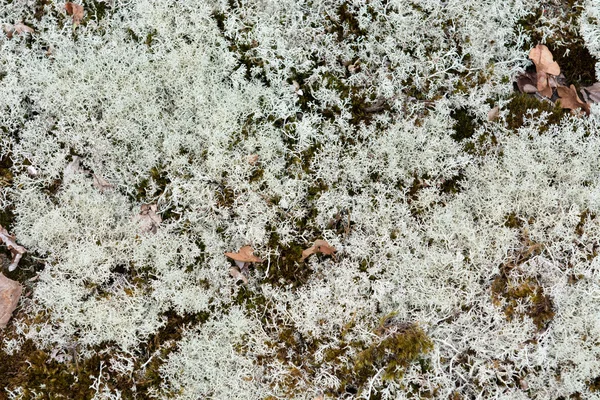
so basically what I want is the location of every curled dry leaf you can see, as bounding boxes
[0,273,22,329]
[229,267,249,284]
[138,204,162,234]
[528,45,560,97]
[529,44,560,76]
[225,246,262,283]
[65,2,85,26]
[581,82,600,104]
[13,23,34,34]
[515,71,538,94]
[225,246,263,267]
[301,239,336,261]
[557,84,590,115]
[487,106,499,122]
[0,225,27,272]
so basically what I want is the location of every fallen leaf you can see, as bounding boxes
[557,84,590,115]
[229,267,248,284]
[581,82,600,104]
[93,174,113,193]
[3,22,34,38]
[523,83,538,94]
[515,71,538,93]
[13,23,34,35]
[225,246,263,267]
[487,106,499,122]
[301,239,336,261]
[528,45,560,97]
[529,44,560,76]
[0,273,22,329]
[65,2,85,26]
[138,204,162,234]
[0,225,27,272]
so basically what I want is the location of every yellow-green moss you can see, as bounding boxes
[355,321,432,381]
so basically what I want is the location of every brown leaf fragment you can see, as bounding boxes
[138,204,162,234]
[487,106,499,122]
[582,82,600,104]
[14,23,34,34]
[93,174,113,193]
[3,23,34,38]
[229,267,248,284]
[0,273,22,329]
[0,225,27,272]
[301,239,336,261]
[557,84,590,115]
[522,83,538,94]
[529,44,560,76]
[65,2,84,26]
[515,71,538,93]
[225,246,263,266]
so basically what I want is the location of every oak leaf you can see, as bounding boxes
[0,273,21,329]
[301,239,336,261]
[515,71,538,94]
[557,84,590,115]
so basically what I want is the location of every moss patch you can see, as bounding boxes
[505,92,567,132]
[491,222,554,332]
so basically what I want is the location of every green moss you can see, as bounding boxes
[450,107,477,142]
[0,307,211,398]
[82,0,109,22]
[350,322,433,392]
[505,92,566,132]
[253,229,314,288]
[491,269,554,332]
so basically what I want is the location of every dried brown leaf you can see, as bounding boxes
[0,273,21,329]
[301,239,336,261]
[229,267,248,284]
[3,22,33,38]
[224,246,263,263]
[65,2,84,26]
[557,84,590,115]
[582,82,600,104]
[529,44,560,76]
[0,225,26,272]
[487,106,499,122]
[515,72,538,93]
